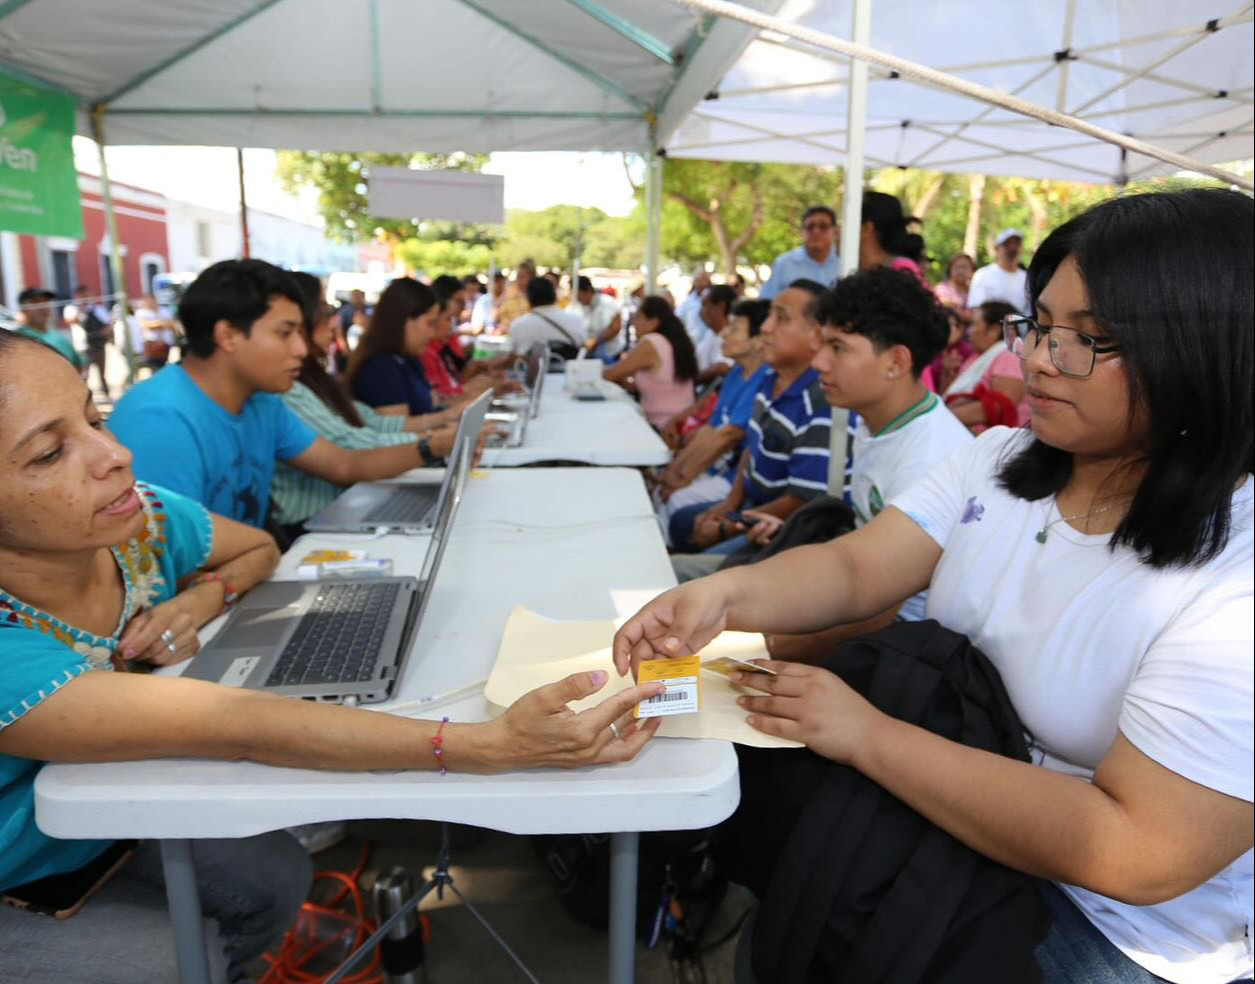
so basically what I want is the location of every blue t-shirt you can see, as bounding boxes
[352,353,434,415]
[0,483,213,892]
[706,363,770,476]
[108,365,317,527]
[760,246,841,300]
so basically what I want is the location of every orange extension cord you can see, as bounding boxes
[259,844,431,984]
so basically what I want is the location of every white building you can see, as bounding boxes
[164,200,356,276]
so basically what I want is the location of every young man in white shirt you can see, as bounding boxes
[572,276,624,359]
[966,228,1029,314]
[743,265,972,656]
[506,276,587,356]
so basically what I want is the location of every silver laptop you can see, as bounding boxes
[486,343,546,449]
[305,389,491,533]
[182,437,473,704]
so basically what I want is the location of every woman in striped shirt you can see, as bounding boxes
[270,273,461,537]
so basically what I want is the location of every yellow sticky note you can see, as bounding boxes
[298,549,365,564]
[635,655,701,719]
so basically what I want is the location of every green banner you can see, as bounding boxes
[0,70,83,238]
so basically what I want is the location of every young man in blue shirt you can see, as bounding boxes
[669,281,841,554]
[109,260,455,529]
[655,299,770,542]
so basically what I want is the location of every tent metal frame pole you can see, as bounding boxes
[90,107,137,386]
[838,0,870,277]
[830,0,868,496]
[645,142,663,294]
[237,148,251,259]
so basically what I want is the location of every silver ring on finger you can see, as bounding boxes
[608,721,621,741]
[161,629,177,656]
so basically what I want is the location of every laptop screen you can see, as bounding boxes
[417,432,470,590]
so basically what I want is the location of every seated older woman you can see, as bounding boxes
[0,333,662,983]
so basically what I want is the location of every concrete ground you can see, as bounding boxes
[256,820,751,984]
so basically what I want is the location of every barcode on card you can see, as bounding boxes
[636,676,699,719]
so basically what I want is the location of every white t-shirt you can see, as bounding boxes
[572,295,624,356]
[507,305,586,355]
[892,428,1254,984]
[693,327,732,374]
[967,263,1029,314]
[850,394,971,620]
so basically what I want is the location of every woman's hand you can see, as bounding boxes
[118,597,201,666]
[489,671,665,768]
[426,424,460,460]
[741,510,784,546]
[735,662,886,765]
[613,580,731,677]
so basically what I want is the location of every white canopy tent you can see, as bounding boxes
[667,0,1254,186]
[0,0,778,153]
[0,0,782,377]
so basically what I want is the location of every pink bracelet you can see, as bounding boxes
[431,717,449,775]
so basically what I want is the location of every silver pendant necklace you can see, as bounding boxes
[1036,498,1125,544]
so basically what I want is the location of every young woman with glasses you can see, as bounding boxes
[615,189,1254,983]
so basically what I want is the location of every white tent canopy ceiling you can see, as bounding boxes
[0,0,781,152]
[667,0,1255,185]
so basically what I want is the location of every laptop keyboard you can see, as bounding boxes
[265,582,401,687]
[363,486,438,524]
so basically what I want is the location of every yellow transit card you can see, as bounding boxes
[635,655,701,719]
[298,549,365,565]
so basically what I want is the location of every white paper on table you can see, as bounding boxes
[485,607,802,749]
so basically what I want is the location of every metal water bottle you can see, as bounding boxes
[372,866,426,984]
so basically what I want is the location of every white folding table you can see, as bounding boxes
[35,468,738,984]
[480,376,670,467]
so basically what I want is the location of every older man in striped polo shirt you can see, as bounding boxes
[669,280,841,565]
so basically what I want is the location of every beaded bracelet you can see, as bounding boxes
[190,572,239,617]
[431,716,449,775]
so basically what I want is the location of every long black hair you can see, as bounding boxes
[998,188,1253,569]
[862,191,923,260]
[344,278,437,393]
[290,271,366,428]
[637,295,698,382]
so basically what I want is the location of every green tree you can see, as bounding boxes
[275,151,489,241]
[394,239,494,278]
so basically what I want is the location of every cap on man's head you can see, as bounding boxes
[18,287,55,305]
[995,228,1023,247]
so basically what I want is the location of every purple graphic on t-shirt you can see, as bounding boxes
[960,497,985,524]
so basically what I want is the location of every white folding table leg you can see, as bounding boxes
[160,839,213,984]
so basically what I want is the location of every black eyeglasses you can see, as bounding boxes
[1002,315,1120,379]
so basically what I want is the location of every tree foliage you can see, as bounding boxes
[278,148,1223,287]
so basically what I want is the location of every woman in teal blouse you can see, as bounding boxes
[0,333,664,982]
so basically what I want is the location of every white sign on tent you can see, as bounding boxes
[368,167,505,224]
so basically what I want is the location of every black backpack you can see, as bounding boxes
[719,620,1051,984]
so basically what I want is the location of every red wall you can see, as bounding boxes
[76,185,169,298]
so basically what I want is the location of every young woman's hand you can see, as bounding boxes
[735,662,886,765]
[489,671,665,768]
[118,597,201,666]
[613,580,732,677]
